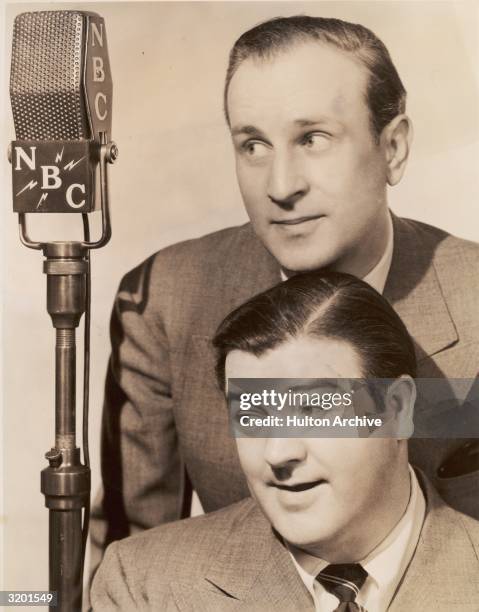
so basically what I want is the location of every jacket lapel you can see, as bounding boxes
[384,215,458,360]
[177,501,313,611]
[390,475,479,610]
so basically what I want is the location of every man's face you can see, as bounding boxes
[225,336,404,561]
[227,42,390,275]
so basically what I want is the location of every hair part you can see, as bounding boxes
[224,15,407,140]
[213,270,417,391]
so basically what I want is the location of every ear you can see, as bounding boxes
[384,375,416,439]
[380,114,413,186]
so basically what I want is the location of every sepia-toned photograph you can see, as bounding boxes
[2,2,479,610]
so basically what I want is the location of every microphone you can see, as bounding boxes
[10,10,115,215]
[8,11,117,611]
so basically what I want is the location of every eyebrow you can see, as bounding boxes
[227,379,347,398]
[231,118,342,138]
[294,118,343,130]
[294,119,322,127]
[230,125,267,138]
[286,380,344,394]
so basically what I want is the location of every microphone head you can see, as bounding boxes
[10,10,112,141]
[9,10,113,214]
[10,11,89,140]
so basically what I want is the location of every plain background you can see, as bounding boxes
[1,0,478,598]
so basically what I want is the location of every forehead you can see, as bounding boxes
[227,41,370,131]
[225,335,363,380]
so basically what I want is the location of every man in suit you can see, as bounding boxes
[91,272,479,611]
[90,15,479,574]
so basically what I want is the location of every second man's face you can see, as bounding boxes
[227,41,391,276]
[225,336,405,562]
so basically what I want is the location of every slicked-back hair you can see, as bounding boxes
[224,15,407,141]
[213,270,417,390]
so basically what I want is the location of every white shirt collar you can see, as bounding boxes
[362,212,394,294]
[287,466,426,612]
[280,212,394,295]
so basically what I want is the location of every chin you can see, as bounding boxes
[265,240,340,274]
[275,252,336,274]
[268,508,330,544]
[275,520,331,551]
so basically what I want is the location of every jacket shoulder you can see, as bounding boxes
[402,217,479,265]
[114,223,265,316]
[112,498,256,582]
[422,473,479,556]
[113,222,279,341]
[121,223,254,288]
[401,218,479,336]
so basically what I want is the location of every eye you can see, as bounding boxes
[247,406,269,419]
[300,132,331,151]
[233,405,268,422]
[299,404,329,416]
[240,140,270,159]
[299,404,313,416]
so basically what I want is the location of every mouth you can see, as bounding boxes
[271,215,324,226]
[271,479,326,492]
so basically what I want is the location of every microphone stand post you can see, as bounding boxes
[40,240,90,611]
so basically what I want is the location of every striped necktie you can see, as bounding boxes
[316,563,368,612]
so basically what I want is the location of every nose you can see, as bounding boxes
[264,438,307,480]
[267,149,309,210]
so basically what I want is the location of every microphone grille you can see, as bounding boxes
[10,11,89,140]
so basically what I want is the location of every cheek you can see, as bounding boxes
[236,440,265,480]
[351,146,387,195]
[311,144,386,201]
[320,440,392,486]
[346,442,395,497]
[308,439,343,467]
[236,160,267,210]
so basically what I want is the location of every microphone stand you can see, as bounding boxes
[13,133,117,611]
[42,240,89,612]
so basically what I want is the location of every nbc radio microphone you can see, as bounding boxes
[8,10,117,611]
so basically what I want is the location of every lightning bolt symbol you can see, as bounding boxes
[55,146,65,163]
[36,193,49,209]
[64,156,85,171]
[16,179,38,196]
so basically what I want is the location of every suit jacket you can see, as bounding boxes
[89,215,479,576]
[90,476,479,611]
